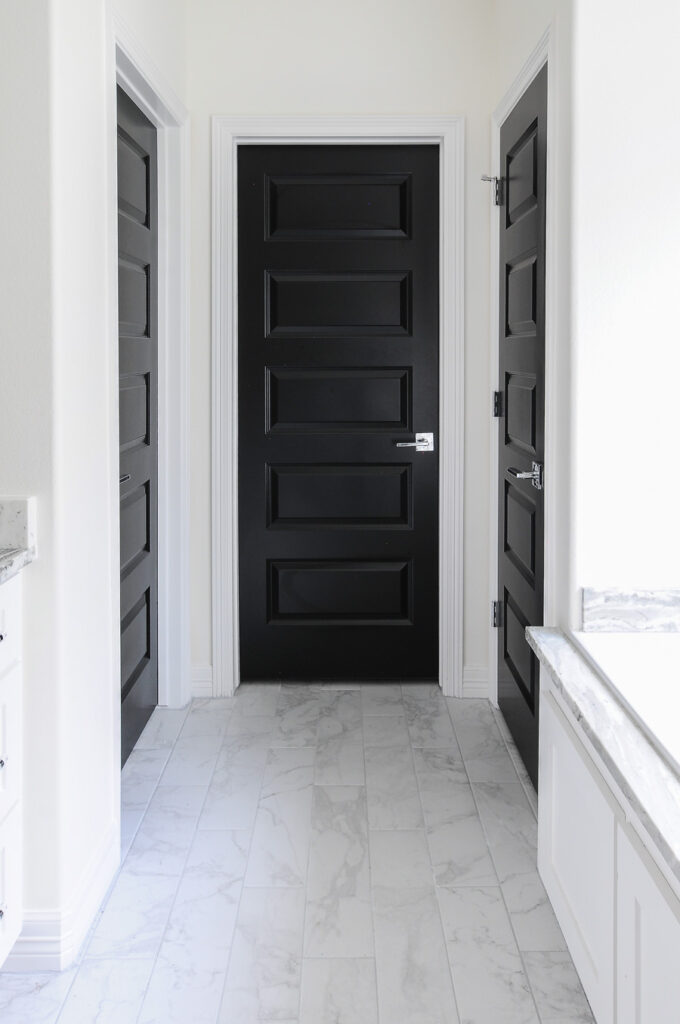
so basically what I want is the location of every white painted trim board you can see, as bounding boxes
[211,115,465,698]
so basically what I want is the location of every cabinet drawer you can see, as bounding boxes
[0,665,21,824]
[0,803,22,967]
[0,575,22,680]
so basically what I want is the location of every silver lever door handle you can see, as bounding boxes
[394,432,434,452]
[508,462,543,491]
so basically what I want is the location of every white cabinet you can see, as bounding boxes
[617,826,680,1024]
[0,573,23,966]
[538,691,617,1024]
[539,681,680,1024]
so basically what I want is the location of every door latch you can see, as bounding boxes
[394,432,435,452]
[507,461,543,491]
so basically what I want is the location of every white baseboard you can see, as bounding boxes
[462,665,489,698]
[3,820,119,972]
[192,665,213,698]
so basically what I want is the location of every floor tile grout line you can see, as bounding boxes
[296,689,324,1021]
[132,704,231,1024]
[213,692,279,1024]
[409,727,465,1024]
[54,708,194,1024]
[361,687,383,1024]
[446,699,547,1023]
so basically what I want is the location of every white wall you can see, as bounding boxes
[187,0,498,684]
[0,0,188,968]
[572,0,680,591]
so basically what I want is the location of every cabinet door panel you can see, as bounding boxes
[538,690,615,1024]
[0,664,21,824]
[0,804,22,965]
[617,825,680,1024]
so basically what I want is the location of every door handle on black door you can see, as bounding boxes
[394,432,434,452]
[508,462,543,490]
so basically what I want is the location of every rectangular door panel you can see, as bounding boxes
[267,464,411,528]
[266,367,411,434]
[267,173,411,238]
[239,144,439,681]
[266,272,411,337]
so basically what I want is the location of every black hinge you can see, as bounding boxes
[493,390,503,417]
[492,600,503,628]
[494,177,504,206]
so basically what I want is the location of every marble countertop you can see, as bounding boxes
[527,626,680,887]
[0,497,37,585]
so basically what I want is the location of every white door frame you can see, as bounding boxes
[110,17,192,708]
[488,28,558,704]
[212,116,465,697]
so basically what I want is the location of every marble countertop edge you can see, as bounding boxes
[0,545,36,585]
[527,626,680,888]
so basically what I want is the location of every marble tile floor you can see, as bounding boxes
[0,687,594,1024]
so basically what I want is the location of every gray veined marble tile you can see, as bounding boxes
[413,746,466,780]
[138,959,227,1024]
[222,716,275,764]
[416,766,496,886]
[448,698,518,782]
[244,749,314,887]
[160,829,249,972]
[304,785,373,957]
[369,829,433,889]
[123,784,206,878]
[501,871,566,952]
[362,713,410,747]
[134,706,190,750]
[57,958,153,1024]
[373,885,459,1023]
[472,781,538,883]
[403,694,459,748]
[438,886,540,1024]
[401,682,444,699]
[160,732,223,787]
[299,958,379,1024]
[198,757,265,831]
[364,744,423,829]
[315,696,364,785]
[232,682,281,717]
[180,697,234,739]
[120,747,170,814]
[271,687,322,747]
[0,970,78,1024]
[219,887,305,1023]
[86,868,179,960]
[361,683,404,715]
[523,951,595,1023]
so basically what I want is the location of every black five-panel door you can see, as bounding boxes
[238,145,439,682]
[117,88,158,763]
[497,66,547,787]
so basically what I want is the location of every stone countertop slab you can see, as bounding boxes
[527,626,680,888]
[582,587,680,632]
[0,497,37,585]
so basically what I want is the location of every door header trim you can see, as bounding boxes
[211,115,465,696]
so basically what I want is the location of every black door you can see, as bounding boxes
[238,145,439,682]
[497,66,547,788]
[117,87,158,764]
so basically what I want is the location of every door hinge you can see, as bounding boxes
[493,390,503,417]
[481,174,504,206]
[492,600,503,628]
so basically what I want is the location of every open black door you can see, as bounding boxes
[497,66,547,788]
[117,87,158,764]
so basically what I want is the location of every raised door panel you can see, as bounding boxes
[538,691,615,1024]
[617,825,680,1024]
[0,575,21,680]
[0,665,21,825]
